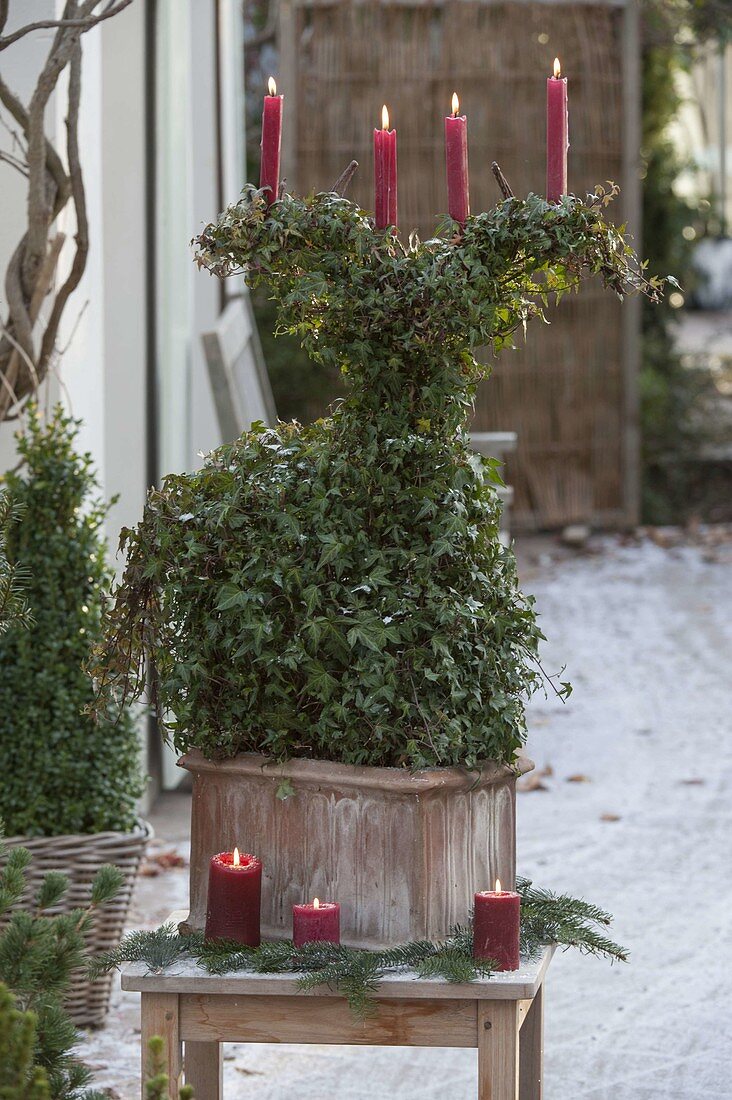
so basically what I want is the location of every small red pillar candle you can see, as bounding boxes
[292,897,341,948]
[204,848,262,945]
[374,104,397,230]
[546,57,569,203]
[473,879,521,971]
[260,76,283,206]
[445,92,469,226]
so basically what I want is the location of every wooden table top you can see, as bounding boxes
[121,942,555,1001]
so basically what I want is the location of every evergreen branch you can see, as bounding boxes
[517,877,628,963]
[90,864,125,907]
[34,871,68,912]
[99,878,627,1018]
[89,922,194,980]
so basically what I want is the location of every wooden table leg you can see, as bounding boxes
[141,992,182,1100]
[519,985,544,1100]
[478,1001,520,1100]
[185,1041,223,1098]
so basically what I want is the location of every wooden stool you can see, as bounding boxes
[122,940,553,1099]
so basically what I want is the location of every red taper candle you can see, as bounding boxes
[546,57,569,203]
[292,897,341,948]
[473,879,521,971]
[445,92,470,226]
[204,848,262,945]
[374,104,397,230]
[260,76,283,206]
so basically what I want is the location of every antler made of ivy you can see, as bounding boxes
[193,179,662,434]
[197,181,658,337]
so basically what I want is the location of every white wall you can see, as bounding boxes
[100,0,148,542]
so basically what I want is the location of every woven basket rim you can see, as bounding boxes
[2,818,154,847]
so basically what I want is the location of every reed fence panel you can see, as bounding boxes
[278,0,639,528]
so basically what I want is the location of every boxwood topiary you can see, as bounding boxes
[91,186,661,770]
[0,407,143,837]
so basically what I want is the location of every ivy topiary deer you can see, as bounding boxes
[91,179,661,771]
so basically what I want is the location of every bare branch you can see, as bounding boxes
[0,149,28,177]
[0,109,26,155]
[0,0,131,418]
[0,73,68,201]
[331,160,359,197]
[39,42,88,374]
[491,162,514,201]
[0,0,134,52]
[0,233,64,420]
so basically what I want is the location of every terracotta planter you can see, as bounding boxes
[180,750,532,949]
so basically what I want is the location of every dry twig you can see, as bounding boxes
[331,160,359,197]
[491,162,514,200]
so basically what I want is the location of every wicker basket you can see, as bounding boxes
[1,820,152,1028]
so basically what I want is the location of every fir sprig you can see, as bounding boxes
[99,878,627,1018]
[517,877,628,962]
[0,830,125,1098]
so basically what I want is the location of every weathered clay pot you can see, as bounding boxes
[180,750,531,948]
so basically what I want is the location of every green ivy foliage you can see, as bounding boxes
[92,188,658,769]
[0,408,143,836]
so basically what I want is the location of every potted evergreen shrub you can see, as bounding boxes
[92,185,659,947]
[0,407,148,1025]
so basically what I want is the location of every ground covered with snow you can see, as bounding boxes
[79,533,732,1099]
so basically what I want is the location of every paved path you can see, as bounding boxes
[81,535,732,1099]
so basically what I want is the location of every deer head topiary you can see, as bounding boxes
[91,182,660,770]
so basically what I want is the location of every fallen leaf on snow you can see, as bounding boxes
[140,849,187,876]
[517,775,549,793]
[679,778,705,786]
[152,849,187,869]
[600,813,621,822]
[566,774,591,783]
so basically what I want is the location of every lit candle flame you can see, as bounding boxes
[381,104,390,131]
[553,57,561,79]
[233,847,240,867]
[268,76,277,96]
[313,897,320,910]
[495,877,502,893]
[451,92,460,117]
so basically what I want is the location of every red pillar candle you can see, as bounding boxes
[260,76,283,206]
[473,879,521,971]
[292,897,341,948]
[546,57,569,203]
[445,92,470,226]
[374,104,397,230]
[204,848,262,945]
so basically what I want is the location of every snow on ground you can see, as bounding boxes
[79,534,732,1099]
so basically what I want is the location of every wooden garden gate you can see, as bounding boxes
[277,0,641,529]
